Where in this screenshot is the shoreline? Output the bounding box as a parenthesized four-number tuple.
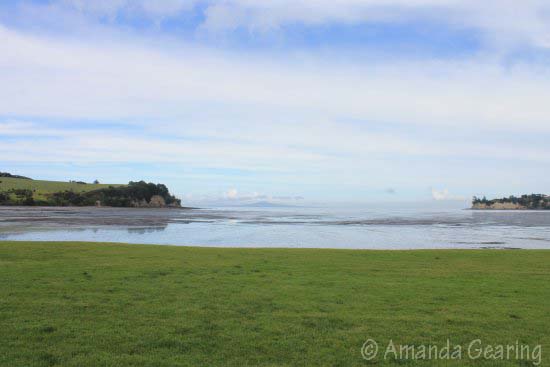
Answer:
(0, 240, 538, 251)
(470, 207, 550, 211)
(0, 205, 200, 210)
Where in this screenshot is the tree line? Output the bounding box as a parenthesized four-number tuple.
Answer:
(0, 181, 181, 207)
(472, 194, 549, 209)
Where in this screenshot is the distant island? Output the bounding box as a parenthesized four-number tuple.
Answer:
(472, 194, 550, 210)
(0, 172, 181, 208)
(241, 201, 296, 208)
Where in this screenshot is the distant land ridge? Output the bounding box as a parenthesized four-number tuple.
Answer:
(0, 172, 32, 180)
(472, 194, 549, 210)
(0, 173, 181, 208)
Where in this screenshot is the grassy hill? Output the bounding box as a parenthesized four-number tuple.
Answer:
(0, 177, 124, 201)
(0, 177, 180, 207)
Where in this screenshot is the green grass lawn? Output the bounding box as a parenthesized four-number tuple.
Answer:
(0, 242, 548, 366)
(0, 177, 123, 200)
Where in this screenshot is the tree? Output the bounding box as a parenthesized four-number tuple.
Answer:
(93, 179, 100, 184)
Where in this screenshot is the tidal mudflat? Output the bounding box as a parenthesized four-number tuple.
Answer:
(2, 206, 550, 249)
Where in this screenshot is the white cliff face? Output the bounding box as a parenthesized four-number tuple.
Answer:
(94, 196, 182, 208)
(148, 195, 166, 208)
(472, 202, 525, 210)
(130, 195, 166, 208)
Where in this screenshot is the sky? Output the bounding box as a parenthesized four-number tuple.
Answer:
(1, 0, 550, 206)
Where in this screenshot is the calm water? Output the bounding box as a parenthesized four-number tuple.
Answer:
(1, 206, 550, 249)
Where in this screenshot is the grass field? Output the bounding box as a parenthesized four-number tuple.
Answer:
(0, 177, 123, 200)
(0, 242, 548, 366)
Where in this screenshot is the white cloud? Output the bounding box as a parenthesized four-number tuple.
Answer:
(195, 188, 297, 205)
(431, 188, 464, 201)
(2, 15, 550, 200)
(58, 0, 198, 20)
(201, 0, 448, 31)
(224, 188, 238, 199)
(30, 0, 550, 50)
(1, 22, 549, 194)
(198, 0, 550, 49)
(2, 24, 550, 133)
(0, 120, 72, 136)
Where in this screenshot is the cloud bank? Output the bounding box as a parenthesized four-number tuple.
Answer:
(2, 1, 550, 201)
(39, 0, 550, 50)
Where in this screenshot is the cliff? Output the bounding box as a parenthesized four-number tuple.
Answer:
(472, 194, 549, 210)
(128, 195, 181, 208)
(472, 202, 526, 210)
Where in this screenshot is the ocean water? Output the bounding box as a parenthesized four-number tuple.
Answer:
(1, 205, 550, 249)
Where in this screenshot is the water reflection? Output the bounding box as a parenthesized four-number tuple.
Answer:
(127, 226, 167, 234)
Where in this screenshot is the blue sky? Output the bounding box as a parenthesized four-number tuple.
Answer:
(1, 0, 550, 205)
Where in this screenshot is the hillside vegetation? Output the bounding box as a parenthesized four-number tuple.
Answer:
(472, 194, 550, 210)
(0, 176, 181, 207)
(0, 177, 121, 200)
(0, 242, 548, 366)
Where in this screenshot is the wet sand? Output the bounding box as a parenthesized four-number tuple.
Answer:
(0, 206, 207, 232)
